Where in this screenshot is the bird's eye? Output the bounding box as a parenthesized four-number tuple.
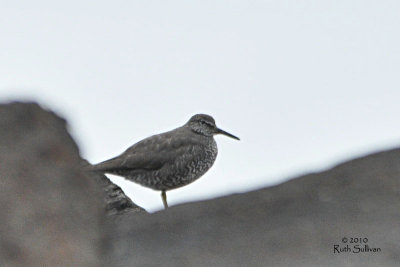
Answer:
(200, 120, 213, 127)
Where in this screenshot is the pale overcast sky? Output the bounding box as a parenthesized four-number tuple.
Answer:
(1, 1, 400, 211)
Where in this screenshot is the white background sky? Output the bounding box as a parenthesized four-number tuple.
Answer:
(1, 1, 400, 212)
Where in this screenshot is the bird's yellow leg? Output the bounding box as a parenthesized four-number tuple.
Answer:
(161, 190, 168, 209)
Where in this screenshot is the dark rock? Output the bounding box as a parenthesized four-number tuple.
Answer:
(106, 149, 400, 266)
(80, 158, 145, 215)
(94, 171, 145, 215)
(0, 102, 104, 266)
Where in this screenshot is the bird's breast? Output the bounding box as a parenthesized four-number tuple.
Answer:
(162, 138, 218, 188)
(191, 139, 217, 174)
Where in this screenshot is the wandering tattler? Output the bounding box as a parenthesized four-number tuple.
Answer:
(89, 114, 239, 209)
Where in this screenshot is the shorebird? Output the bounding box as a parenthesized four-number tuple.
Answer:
(89, 114, 239, 209)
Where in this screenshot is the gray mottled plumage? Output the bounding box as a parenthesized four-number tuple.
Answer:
(89, 114, 239, 208)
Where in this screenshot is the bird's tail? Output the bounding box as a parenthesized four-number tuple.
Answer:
(83, 157, 123, 173)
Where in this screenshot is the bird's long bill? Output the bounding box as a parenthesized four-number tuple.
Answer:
(216, 127, 240, 140)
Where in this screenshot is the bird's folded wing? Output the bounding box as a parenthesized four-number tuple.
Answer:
(118, 144, 203, 171)
(90, 134, 203, 172)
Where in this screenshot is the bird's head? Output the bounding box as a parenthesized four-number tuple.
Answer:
(187, 114, 240, 140)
